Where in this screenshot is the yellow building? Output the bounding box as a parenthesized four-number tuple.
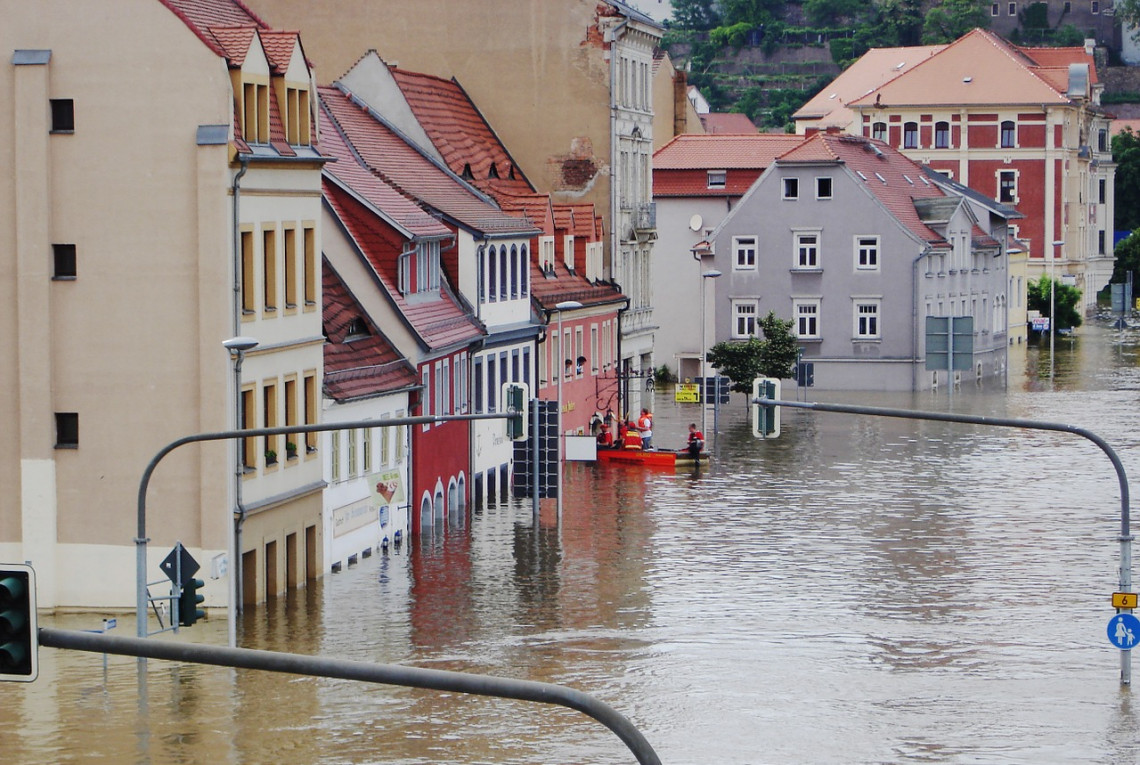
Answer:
(0, 0, 325, 611)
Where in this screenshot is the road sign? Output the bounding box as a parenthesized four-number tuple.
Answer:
(1113, 592, 1138, 609)
(1108, 613, 1140, 649)
(161, 543, 200, 588)
(675, 383, 700, 403)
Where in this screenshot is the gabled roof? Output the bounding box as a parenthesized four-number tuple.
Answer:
(319, 85, 538, 239)
(387, 67, 535, 197)
(848, 28, 1094, 109)
(323, 259, 418, 403)
(529, 260, 627, 312)
(699, 113, 759, 134)
(794, 44, 943, 125)
(655, 134, 807, 169)
(497, 191, 555, 235)
(324, 180, 485, 353)
(159, 0, 268, 57)
(776, 132, 950, 245)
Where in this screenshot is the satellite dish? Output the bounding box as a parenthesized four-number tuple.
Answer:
(689, 214, 703, 232)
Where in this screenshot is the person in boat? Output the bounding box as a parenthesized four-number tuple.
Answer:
(686, 423, 705, 464)
(637, 408, 654, 450)
(622, 420, 643, 449)
(596, 422, 613, 448)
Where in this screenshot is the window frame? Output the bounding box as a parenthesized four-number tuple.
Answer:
(793, 230, 821, 271)
(934, 121, 950, 149)
(733, 235, 758, 270)
(855, 235, 880, 271)
(998, 169, 1017, 204)
(732, 299, 759, 338)
(782, 177, 799, 200)
(707, 169, 727, 189)
(815, 176, 833, 200)
(793, 299, 821, 340)
(903, 122, 919, 149)
(854, 299, 882, 340)
(1000, 120, 1016, 149)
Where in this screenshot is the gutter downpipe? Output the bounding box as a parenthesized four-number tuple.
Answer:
(231, 156, 249, 646)
(912, 245, 931, 392)
(609, 19, 627, 414)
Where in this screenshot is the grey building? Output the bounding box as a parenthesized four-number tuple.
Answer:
(705, 132, 1021, 392)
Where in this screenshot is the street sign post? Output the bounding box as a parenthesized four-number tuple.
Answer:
(1109, 613, 1140, 650)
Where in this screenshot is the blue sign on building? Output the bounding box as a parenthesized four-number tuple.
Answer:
(1107, 613, 1140, 650)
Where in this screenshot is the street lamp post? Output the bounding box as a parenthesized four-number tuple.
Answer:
(700, 269, 721, 439)
(554, 301, 582, 515)
(1051, 241, 1063, 380)
(222, 336, 258, 648)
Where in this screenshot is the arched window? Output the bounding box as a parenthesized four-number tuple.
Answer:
(872, 122, 887, 142)
(934, 121, 950, 149)
(903, 122, 918, 149)
(520, 245, 529, 296)
(1000, 120, 1016, 148)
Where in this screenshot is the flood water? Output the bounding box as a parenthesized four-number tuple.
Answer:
(8, 324, 1140, 764)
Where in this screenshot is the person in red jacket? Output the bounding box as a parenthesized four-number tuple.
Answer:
(686, 423, 705, 464)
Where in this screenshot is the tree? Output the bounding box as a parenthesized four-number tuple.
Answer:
(706, 311, 799, 393)
(1113, 128, 1140, 232)
(1111, 232, 1140, 286)
(1117, 0, 1140, 38)
(1027, 276, 1082, 332)
(804, 0, 869, 26)
(670, 0, 721, 30)
(921, 0, 990, 44)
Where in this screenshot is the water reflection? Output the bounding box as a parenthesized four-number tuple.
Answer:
(8, 325, 1140, 763)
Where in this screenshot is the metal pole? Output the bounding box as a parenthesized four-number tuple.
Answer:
(700, 272, 707, 438)
(755, 396, 1133, 684)
(1050, 248, 1056, 379)
(40, 627, 663, 765)
(531, 396, 539, 517)
(229, 348, 244, 647)
(557, 309, 564, 516)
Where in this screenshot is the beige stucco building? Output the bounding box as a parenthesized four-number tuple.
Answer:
(1, 0, 325, 611)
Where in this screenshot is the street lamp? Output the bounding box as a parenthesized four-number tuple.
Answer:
(222, 335, 258, 648)
(1051, 241, 1063, 380)
(554, 301, 582, 515)
(700, 269, 721, 439)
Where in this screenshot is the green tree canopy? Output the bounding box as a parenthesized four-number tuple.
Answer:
(1113, 128, 1140, 232)
(921, 0, 990, 44)
(1111, 232, 1140, 285)
(1027, 275, 1082, 332)
(670, 0, 721, 30)
(706, 311, 799, 393)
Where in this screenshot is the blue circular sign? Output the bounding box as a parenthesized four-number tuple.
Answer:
(1108, 613, 1140, 650)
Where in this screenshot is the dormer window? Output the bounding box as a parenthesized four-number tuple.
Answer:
(488, 163, 500, 179)
(242, 80, 270, 144)
(707, 170, 727, 189)
(461, 163, 474, 180)
(345, 317, 370, 342)
(399, 240, 442, 297)
(284, 85, 311, 146)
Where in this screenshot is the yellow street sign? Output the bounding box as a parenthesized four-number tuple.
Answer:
(675, 383, 700, 404)
(1112, 592, 1138, 609)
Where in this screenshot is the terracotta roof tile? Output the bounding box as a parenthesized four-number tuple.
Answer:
(654, 134, 807, 169)
(699, 112, 758, 134)
(159, 0, 267, 58)
(778, 133, 948, 245)
(323, 259, 418, 402)
(389, 67, 535, 197)
(258, 30, 301, 73)
(206, 26, 257, 65)
(324, 180, 484, 352)
(319, 85, 536, 237)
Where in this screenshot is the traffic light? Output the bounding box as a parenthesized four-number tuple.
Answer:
(502, 382, 529, 441)
(0, 564, 38, 682)
(752, 377, 781, 438)
(178, 578, 205, 627)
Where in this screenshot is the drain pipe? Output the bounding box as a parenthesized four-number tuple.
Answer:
(911, 246, 931, 391)
(230, 157, 250, 646)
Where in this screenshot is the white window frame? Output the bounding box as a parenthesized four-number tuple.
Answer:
(903, 122, 918, 149)
(853, 299, 881, 340)
(782, 177, 799, 200)
(855, 235, 880, 271)
(707, 169, 727, 189)
(793, 298, 821, 340)
(997, 169, 1018, 204)
(793, 230, 821, 271)
(732, 299, 759, 338)
(872, 122, 887, 142)
(815, 176, 833, 200)
(734, 235, 757, 270)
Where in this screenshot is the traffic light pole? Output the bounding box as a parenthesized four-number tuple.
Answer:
(38, 626, 662, 765)
(135, 412, 521, 642)
(754, 396, 1134, 685)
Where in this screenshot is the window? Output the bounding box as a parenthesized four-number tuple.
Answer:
(523, 347, 531, 386)
(55, 412, 78, 448)
(794, 300, 820, 339)
(487, 358, 497, 412)
(263, 228, 277, 313)
(283, 227, 297, 309)
(1099, 129, 1108, 153)
(499, 246, 508, 299)
(998, 170, 1017, 204)
(872, 122, 887, 142)
(50, 99, 74, 132)
(1008, 2, 1016, 14)
(511, 245, 520, 298)
(53, 244, 76, 279)
(263, 382, 278, 464)
(303, 226, 317, 307)
(575, 327, 584, 377)
(1063, 1, 1070, 10)
(591, 326, 599, 373)
(242, 386, 256, 468)
(395, 410, 406, 462)
(707, 170, 726, 189)
(1092, 1, 1099, 13)
(934, 121, 949, 149)
(782, 177, 799, 200)
(284, 86, 311, 146)
(284, 377, 297, 458)
(242, 81, 269, 144)
(991, 2, 999, 14)
(855, 301, 881, 339)
(1100, 178, 1107, 204)
(241, 230, 255, 314)
(304, 372, 317, 453)
(474, 356, 484, 413)
(855, 236, 879, 270)
(487, 245, 497, 301)
(733, 300, 758, 338)
(903, 122, 918, 149)
(520, 244, 530, 296)
(1000, 120, 1016, 148)
(794, 232, 820, 270)
(330, 431, 341, 482)
(1099, 230, 1106, 255)
(816, 177, 833, 200)
(380, 419, 392, 466)
(362, 427, 372, 472)
(347, 429, 358, 478)
(734, 236, 757, 270)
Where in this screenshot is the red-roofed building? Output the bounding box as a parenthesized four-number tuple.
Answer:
(322, 259, 418, 566)
(1, 0, 328, 611)
(796, 28, 1114, 315)
(652, 133, 807, 382)
(706, 132, 1021, 391)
